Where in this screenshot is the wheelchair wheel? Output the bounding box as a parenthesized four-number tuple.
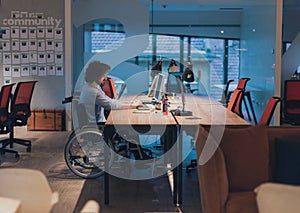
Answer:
(64, 128, 114, 179)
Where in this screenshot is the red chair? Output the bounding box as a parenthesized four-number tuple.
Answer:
(283, 80, 300, 124)
(227, 88, 244, 118)
(0, 83, 18, 157)
(101, 77, 118, 99)
(237, 77, 251, 89)
(101, 77, 118, 120)
(220, 79, 234, 106)
(259, 97, 281, 125)
(231, 77, 257, 123)
(5, 81, 37, 152)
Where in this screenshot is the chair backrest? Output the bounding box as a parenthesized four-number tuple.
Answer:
(0, 83, 15, 123)
(221, 79, 234, 106)
(11, 81, 37, 120)
(0, 168, 58, 213)
(72, 99, 90, 129)
(101, 77, 118, 99)
(237, 78, 251, 90)
(259, 97, 281, 125)
(284, 80, 300, 115)
(227, 89, 244, 118)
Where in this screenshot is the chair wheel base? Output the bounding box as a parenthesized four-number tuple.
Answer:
(186, 159, 197, 174)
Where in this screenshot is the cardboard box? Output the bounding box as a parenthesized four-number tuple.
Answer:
(27, 109, 65, 131)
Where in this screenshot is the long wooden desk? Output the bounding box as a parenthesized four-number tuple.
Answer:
(104, 94, 250, 206)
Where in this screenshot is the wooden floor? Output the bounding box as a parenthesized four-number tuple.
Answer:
(0, 127, 201, 213)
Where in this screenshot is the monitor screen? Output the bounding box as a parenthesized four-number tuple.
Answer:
(147, 75, 158, 97)
(153, 73, 164, 102)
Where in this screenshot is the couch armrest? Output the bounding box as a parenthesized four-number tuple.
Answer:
(196, 127, 229, 213)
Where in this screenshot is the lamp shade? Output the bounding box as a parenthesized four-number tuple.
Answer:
(150, 59, 162, 79)
(168, 59, 178, 72)
(182, 61, 194, 82)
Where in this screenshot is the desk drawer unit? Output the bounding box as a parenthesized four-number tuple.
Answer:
(27, 109, 65, 131)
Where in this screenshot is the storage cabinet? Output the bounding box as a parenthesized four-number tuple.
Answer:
(27, 109, 65, 131)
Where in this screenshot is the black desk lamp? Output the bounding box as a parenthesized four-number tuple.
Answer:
(175, 61, 194, 116)
(150, 58, 162, 80)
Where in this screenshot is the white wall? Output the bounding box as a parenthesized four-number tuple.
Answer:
(0, 0, 65, 109)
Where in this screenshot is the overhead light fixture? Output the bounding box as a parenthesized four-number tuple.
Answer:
(219, 7, 243, 11)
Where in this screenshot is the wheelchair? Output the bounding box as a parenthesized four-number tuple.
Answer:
(62, 97, 118, 179)
(62, 97, 151, 179)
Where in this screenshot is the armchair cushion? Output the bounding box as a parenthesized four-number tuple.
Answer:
(220, 125, 270, 192)
(255, 183, 300, 213)
(274, 138, 300, 185)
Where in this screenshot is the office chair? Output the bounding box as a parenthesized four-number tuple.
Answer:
(101, 77, 119, 120)
(0, 83, 19, 158)
(227, 78, 254, 120)
(259, 96, 281, 125)
(101, 77, 153, 159)
(101, 77, 118, 99)
(283, 80, 300, 124)
(237, 77, 258, 123)
(4, 81, 37, 152)
(237, 77, 251, 89)
(220, 79, 234, 106)
(227, 88, 244, 118)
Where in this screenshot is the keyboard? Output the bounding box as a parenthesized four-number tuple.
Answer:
(141, 99, 153, 104)
(138, 103, 154, 110)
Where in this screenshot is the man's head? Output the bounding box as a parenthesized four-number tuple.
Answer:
(85, 61, 111, 84)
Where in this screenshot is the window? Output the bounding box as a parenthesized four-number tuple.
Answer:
(90, 31, 240, 100)
(91, 31, 125, 53)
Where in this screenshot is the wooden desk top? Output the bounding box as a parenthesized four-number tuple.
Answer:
(106, 109, 177, 126)
(105, 95, 176, 126)
(174, 95, 250, 126)
(105, 95, 249, 127)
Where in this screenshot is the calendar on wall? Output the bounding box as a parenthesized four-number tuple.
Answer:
(0, 10, 64, 84)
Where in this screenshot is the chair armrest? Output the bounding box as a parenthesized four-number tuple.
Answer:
(196, 127, 229, 213)
(80, 200, 100, 213)
(51, 192, 59, 206)
(0, 197, 21, 213)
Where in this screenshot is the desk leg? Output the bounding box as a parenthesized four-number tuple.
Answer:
(103, 126, 111, 205)
(104, 172, 109, 204)
(171, 125, 182, 206)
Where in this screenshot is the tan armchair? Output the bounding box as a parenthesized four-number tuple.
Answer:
(0, 168, 100, 213)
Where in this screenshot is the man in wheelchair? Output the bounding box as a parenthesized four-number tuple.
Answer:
(79, 61, 152, 160)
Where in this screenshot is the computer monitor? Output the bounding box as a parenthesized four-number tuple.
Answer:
(147, 75, 158, 97)
(153, 73, 164, 102)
